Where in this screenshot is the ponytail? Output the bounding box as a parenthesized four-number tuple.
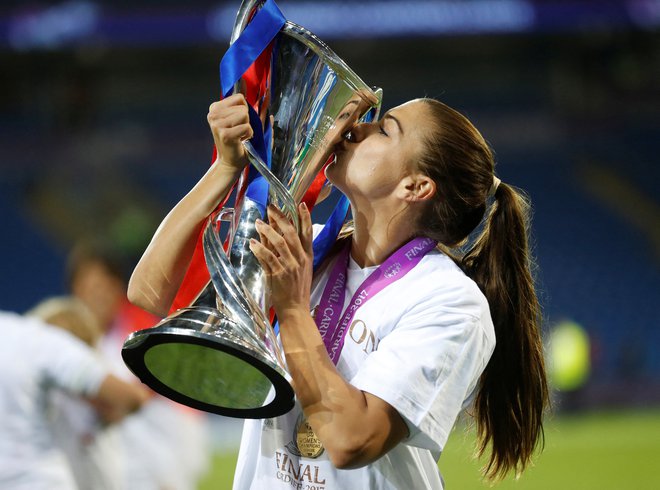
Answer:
(461, 183, 549, 479)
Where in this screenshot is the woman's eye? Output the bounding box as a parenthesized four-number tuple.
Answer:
(379, 126, 388, 137)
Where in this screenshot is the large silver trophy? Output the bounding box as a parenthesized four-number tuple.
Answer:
(122, 0, 382, 418)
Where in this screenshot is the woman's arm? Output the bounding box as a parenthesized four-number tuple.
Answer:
(249, 205, 409, 469)
(89, 374, 150, 424)
(278, 309, 409, 469)
(127, 94, 254, 316)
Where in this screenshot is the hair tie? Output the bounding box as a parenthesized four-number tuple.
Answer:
(488, 176, 501, 197)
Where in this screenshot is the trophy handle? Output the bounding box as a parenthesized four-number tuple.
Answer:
(364, 87, 384, 122)
(214, 207, 236, 250)
(243, 140, 300, 231)
(205, 216, 271, 332)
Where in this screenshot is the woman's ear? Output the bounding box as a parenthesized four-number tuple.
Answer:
(398, 174, 436, 202)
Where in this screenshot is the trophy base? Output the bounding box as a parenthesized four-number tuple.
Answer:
(121, 307, 295, 419)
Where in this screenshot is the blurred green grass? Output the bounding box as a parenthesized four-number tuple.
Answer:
(199, 409, 660, 489)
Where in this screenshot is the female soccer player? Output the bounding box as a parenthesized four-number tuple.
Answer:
(128, 94, 549, 489)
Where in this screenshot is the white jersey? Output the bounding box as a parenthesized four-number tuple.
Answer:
(49, 386, 123, 490)
(233, 235, 496, 489)
(0, 311, 108, 490)
(100, 318, 211, 490)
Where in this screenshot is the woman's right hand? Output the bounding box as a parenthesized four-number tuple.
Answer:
(207, 93, 254, 173)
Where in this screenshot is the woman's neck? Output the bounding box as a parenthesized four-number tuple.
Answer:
(349, 204, 416, 268)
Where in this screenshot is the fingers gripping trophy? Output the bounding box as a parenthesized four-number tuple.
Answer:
(121, 0, 383, 418)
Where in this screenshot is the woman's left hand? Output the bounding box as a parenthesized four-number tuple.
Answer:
(249, 202, 314, 316)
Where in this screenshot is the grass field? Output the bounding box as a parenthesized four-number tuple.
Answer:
(198, 409, 660, 489)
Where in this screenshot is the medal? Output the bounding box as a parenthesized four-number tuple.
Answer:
(295, 417, 324, 458)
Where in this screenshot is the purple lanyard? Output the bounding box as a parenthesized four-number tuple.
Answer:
(314, 237, 438, 364)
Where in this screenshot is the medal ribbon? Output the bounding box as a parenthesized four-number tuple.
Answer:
(314, 237, 438, 364)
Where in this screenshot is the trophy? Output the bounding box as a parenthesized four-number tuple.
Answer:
(121, 0, 382, 418)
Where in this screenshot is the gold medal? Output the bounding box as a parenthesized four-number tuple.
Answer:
(296, 417, 324, 458)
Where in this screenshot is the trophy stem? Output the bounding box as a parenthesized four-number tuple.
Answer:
(243, 140, 299, 229)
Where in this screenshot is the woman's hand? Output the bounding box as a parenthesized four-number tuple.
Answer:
(207, 93, 253, 173)
(249, 203, 314, 316)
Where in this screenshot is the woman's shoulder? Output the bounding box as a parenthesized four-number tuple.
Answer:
(406, 250, 492, 323)
(419, 250, 484, 294)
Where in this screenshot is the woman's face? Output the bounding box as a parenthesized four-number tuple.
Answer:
(71, 259, 125, 331)
(326, 99, 431, 202)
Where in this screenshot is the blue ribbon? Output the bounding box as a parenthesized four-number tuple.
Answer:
(220, 0, 286, 98)
(244, 105, 271, 213)
(312, 191, 350, 270)
(219, 0, 286, 215)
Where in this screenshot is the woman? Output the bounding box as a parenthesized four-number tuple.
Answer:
(0, 308, 147, 490)
(128, 94, 549, 489)
(29, 296, 124, 490)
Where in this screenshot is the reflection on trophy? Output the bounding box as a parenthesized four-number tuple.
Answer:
(121, 0, 382, 418)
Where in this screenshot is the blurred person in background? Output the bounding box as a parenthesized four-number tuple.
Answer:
(66, 241, 210, 490)
(0, 309, 147, 490)
(128, 94, 549, 488)
(27, 296, 127, 490)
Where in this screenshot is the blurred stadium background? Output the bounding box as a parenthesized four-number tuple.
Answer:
(1, 0, 659, 488)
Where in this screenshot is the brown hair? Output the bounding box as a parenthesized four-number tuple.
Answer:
(66, 240, 128, 290)
(416, 99, 549, 479)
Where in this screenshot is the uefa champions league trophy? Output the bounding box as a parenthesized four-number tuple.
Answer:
(121, 0, 382, 418)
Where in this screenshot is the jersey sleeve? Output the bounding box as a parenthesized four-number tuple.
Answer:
(38, 322, 110, 398)
(349, 280, 495, 456)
